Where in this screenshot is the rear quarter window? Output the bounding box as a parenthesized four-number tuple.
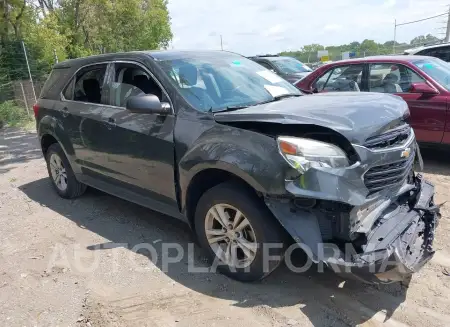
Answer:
(40, 68, 72, 99)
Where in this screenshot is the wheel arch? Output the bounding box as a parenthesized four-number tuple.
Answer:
(183, 166, 262, 231)
(38, 115, 79, 173)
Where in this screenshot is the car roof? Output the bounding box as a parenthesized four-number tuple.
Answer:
(318, 55, 435, 68)
(53, 50, 244, 69)
(250, 55, 294, 61)
(404, 42, 449, 54)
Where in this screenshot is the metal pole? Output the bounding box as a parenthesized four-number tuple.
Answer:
(21, 41, 37, 102)
(19, 82, 30, 115)
(220, 35, 223, 50)
(445, 6, 450, 42)
(393, 19, 397, 54)
(53, 48, 59, 64)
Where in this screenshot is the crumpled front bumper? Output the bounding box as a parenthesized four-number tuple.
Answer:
(331, 175, 439, 283)
(266, 175, 440, 284)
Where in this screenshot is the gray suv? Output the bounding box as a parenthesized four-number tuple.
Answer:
(35, 50, 439, 283)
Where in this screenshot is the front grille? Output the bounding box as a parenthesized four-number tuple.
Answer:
(364, 125, 411, 150)
(364, 151, 415, 194)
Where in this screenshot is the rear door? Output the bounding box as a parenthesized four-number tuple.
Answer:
(312, 64, 366, 92)
(367, 62, 446, 143)
(60, 63, 111, 175)
(91, 60, 178, 211)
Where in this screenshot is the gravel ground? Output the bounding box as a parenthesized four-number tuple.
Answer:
(0, 127, 450, 327)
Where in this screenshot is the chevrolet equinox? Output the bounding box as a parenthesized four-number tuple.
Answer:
(34, 50, 440, 283)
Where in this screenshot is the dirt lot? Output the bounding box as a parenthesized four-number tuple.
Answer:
(1, 127, 450, 327)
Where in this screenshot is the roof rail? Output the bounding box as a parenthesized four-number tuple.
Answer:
(252, 54, 280, 57)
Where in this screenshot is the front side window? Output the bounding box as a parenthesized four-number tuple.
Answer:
(72, 64, 107, 104)
(413, 58, 450, 91)
(270, 57, 312, 74)
(156, 54, 301, 112)
(314, 64, 364, 92)
(106, 63, 164, 107)
(369, 63, 425, 93)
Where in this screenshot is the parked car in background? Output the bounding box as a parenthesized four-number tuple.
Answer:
(34, 50, 439, 284)
(310, 61, 333, 70)
(296, 55, 450, 146)
(404, 43, 450, 62)
(249, 55, 312, 83)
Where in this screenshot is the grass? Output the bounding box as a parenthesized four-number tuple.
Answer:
(0, 101, 35, 131)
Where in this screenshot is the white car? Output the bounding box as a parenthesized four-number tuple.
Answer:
(404, 43, 450, 62)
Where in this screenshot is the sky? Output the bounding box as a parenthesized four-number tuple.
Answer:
(167, 0, 449, 56)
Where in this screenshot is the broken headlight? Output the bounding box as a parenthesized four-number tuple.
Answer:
(277, 136, 349, 173)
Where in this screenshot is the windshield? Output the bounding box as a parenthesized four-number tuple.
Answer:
(270, 57, 313, 74)
(157, 54, 301, 112)
(413, 58, 450, 91)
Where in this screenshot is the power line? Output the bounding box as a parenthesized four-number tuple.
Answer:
(396, 12, 449, 26)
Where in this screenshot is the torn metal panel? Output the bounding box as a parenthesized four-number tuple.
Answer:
(266, 175, 439, 283)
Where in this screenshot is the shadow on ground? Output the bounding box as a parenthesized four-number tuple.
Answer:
(0, 128, 41, 172)
(20, 178, 408, 327)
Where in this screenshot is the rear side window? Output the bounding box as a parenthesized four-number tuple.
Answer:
(64, 64, 107, 104)
(257, 61, 275, 71)
(40, 68, 71, 99)
(417, 46, 450, 62)
(314, 64, 364, 92)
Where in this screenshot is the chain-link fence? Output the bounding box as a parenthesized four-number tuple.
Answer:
(0, 40, 55, 125)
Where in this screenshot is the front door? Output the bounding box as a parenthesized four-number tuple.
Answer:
(91, 61, 178, 211)
(368, 63, 446, 143)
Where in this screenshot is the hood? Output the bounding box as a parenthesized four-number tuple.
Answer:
(214, 92, 409, 145)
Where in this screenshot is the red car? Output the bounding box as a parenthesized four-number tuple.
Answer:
(296, 55, 450, 145)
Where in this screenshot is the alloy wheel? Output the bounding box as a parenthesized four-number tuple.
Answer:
(49, 153, 68, 191)
(205, 203, 257, 268)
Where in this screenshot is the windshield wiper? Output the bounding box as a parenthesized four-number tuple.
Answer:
(225, 105, 249, 110)
(214, 93, 301, 113)
(273, 93, 302, 100)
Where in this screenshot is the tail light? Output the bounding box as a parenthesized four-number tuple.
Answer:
(32, 103, 39, 118)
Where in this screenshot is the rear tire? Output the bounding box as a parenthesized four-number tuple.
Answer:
(194, 181, 286, 282)
(45, 143, 86, 199)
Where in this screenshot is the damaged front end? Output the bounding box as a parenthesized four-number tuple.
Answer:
(265, 129, 440, 284)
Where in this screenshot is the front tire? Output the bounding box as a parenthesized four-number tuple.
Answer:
(45, 143, 86, 199)
(194, 181, 286, 282)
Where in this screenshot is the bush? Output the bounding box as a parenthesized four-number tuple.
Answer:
(0, 101, 32, 128)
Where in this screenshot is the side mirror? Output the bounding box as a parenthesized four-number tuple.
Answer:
(409, 82, 438, 95)
(125, 95, 171, 115)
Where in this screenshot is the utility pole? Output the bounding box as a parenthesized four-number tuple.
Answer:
(393, 19, 397, 54)
(220, 35, 223, 51)
(22, 41, 37, 102)
(445, 5, 450, 42)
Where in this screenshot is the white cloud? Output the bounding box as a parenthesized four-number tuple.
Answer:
(263, 24, 285, 36)
(168, 0, 448, 55)
(383, 0, 397, 7)
(323, 24, 343, 31)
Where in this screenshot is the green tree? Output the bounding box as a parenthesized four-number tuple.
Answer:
(410, 34, 440, 45)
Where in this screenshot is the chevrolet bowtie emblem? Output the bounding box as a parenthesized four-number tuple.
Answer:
(401, 148, 411, 158)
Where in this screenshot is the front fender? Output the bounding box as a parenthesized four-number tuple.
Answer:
(178, 124, 290, 211)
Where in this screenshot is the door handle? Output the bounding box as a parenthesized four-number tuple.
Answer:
(61, 107, 69, 118)
(106, 117, 116, 129)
